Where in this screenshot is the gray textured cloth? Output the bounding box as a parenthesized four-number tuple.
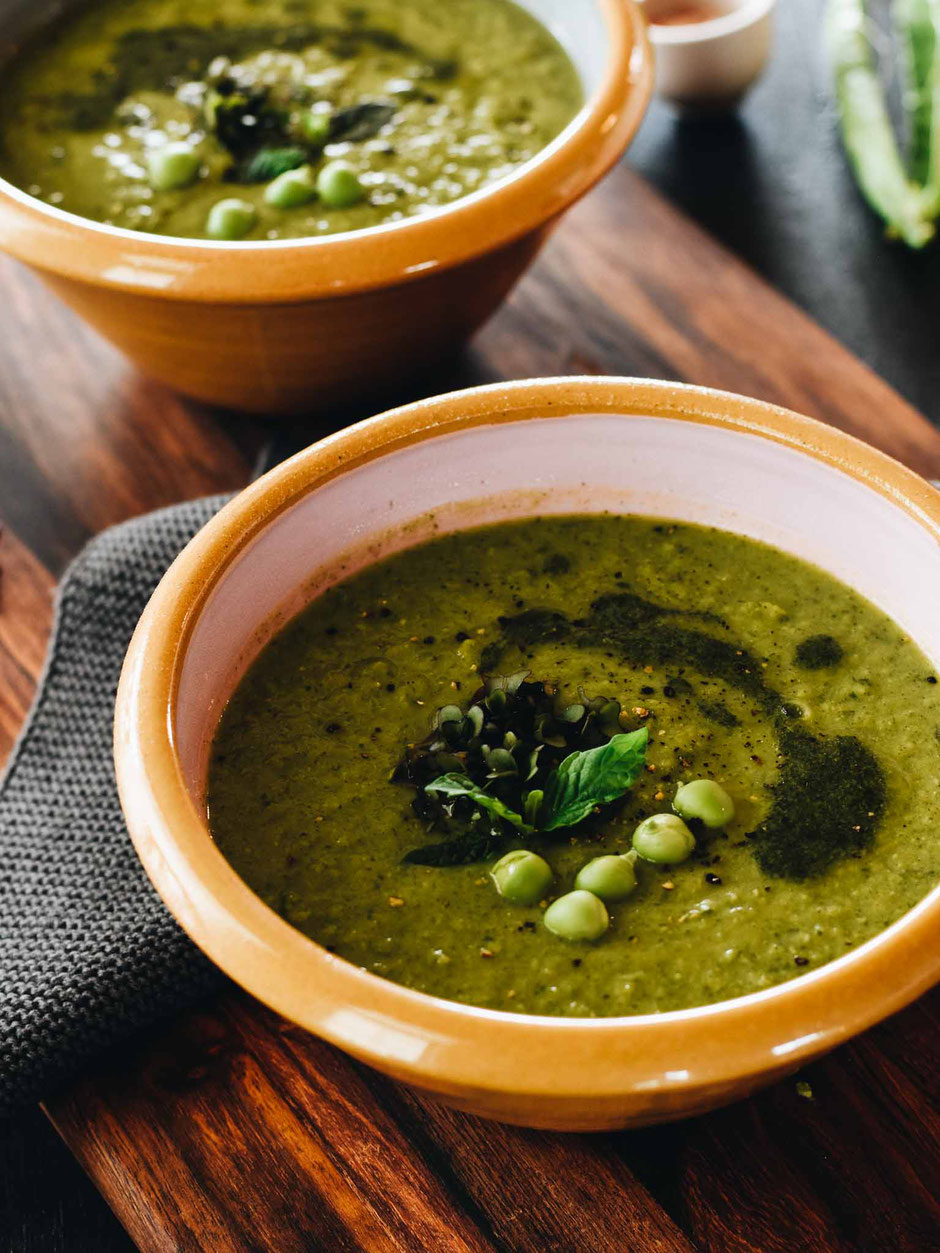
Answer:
(0, 497, 232, 1117)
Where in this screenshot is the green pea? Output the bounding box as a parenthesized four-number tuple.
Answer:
(544, 890, 609, 942)
(206, 198, 257, 241)
(147, 142, 200, 191)
(674, 779, 735, 829)
(264, 164, 316, 209)
(302, 110, 331, 146)
(317, 161, 365, 209)
(632, 813, 695, 865)
(574, 853, 637, 903)
(490, 850, 553, 906)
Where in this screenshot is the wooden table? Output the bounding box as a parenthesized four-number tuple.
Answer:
(2, 162, 939, 1252)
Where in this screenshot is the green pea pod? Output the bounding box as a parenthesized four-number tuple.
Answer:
(826, 0, 934, 246)
(911, 0, 940, 216)
(894, 0, 936, 184)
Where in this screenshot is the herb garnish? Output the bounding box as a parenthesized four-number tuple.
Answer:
(794, 634, 844, 669)
(395, 674, 649, 866)
(751, 729, 886, 879)
(327, 101, 397, 142)
(541, 734, 650, 831)
(234, 145, 308, 183)
(51, 22, 450, 131)
(209, 78, 397, 181)
(480, 590, 779, 713)
(448, 582, 888, 882)
(212, 88, 290, 160)
(425, 774, 537, 834)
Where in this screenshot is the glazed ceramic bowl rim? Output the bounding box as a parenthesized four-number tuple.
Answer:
(0, 0, 652, 302)
(115, 377, 940, 1103)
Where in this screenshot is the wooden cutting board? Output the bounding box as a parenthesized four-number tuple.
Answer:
(1, 163, 939, 1253)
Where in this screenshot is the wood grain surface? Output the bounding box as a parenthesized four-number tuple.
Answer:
(1, 162, 939, 1252)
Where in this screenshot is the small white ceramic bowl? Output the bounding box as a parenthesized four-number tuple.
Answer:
(642, 0, 775, 110)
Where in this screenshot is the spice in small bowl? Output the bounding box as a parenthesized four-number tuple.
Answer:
(641, 0, 776, 111)
(649, 2, 725, 26)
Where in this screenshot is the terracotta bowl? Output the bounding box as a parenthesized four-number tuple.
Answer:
(0, 0, 651, 415)
(114, 377, 940, 1131)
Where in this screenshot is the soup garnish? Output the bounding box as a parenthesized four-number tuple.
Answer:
(394, 674, 649, 865)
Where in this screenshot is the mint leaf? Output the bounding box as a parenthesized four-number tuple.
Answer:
(238, 146, 307, 183)
(542, 728, 649, 832)
(402, 829, 508, 867)
(328, 101, 397, 142)
(425, 774, 536, 834)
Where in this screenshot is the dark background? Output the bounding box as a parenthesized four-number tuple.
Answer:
(4, 0, 940, 1248)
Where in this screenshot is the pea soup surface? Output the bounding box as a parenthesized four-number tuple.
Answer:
(0, 0, 581, 239)
(208, 517, 940, 1017)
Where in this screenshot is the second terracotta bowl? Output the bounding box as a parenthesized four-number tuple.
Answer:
(114, 377, 940, 1131)
(0, 0, 652, 414)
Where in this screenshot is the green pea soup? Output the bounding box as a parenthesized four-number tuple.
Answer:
(0, 0, 581, 239)
(207, 515, 940, 1017)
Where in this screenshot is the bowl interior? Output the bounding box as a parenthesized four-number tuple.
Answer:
(0, 0, 610, 92)
(519, 0, 608, 89)
(176, 410, 940, 801)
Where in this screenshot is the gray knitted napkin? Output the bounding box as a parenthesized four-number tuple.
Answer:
(0, 497, 232, 1117)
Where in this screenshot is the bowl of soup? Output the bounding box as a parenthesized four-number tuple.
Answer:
(114, 377, 940, 1130)
(0, 0, 651, 413)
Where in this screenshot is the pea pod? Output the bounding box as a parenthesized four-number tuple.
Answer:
(905, 0, 940, 216)
(826, 0, 934, 246)
(895, 0, 937, 184)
